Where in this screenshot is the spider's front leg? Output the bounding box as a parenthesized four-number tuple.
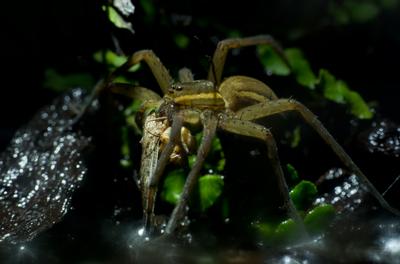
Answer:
(218, 115, 308, 238)
(108, 50, 173, 94)
(165, 110, 218, 234)
(208, 35, 288, 85)
(236, 99, 400, 216)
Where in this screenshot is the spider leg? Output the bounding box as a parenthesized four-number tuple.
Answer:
(165, 110, 218, 234)
(108, 83, 162, 101)
(236, 99, 400, 215)
(107, 50, 173, 95)
(218, 116, 308, 238)
(143, 114, 184, 230)
(218, 75, 278, 112)
(208, 35, 288, 85)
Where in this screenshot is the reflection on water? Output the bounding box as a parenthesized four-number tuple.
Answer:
(0, 167, 399, 263)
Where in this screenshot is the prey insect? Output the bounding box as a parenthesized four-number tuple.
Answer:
(92, 35, 399, 236)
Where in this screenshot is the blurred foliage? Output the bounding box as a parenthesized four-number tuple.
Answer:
(161, 169, 186, 205)
(254, 164, 335, 244)
(161, 133, 226, 212)
(329, 0, 398, 25)
(304, 204, 335, 235)
(290, 180, 318, 211)
(258, 46, 373, 119)
(198, 174, 224, 211)
(102, 4, 134, 34)
(43, 69, 95, 92)
(286, 163, 299, 182)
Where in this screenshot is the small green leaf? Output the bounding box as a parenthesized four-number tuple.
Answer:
(198, 174, 224, 211)
(320, 69, 347, 103)
(345, 90, 373, 119)
(43, 69, 95, 92)
(285, 48, 317, 89)
(304, 204, 335, 234)
(290, 126, 301, 148)
(274, 219, 298, 241)
(140, 0, 156, 22)
(257, 46, 291, 76)
(161, 169, 186, 205)
(319, 69, 373, 119)
(221, 198, 229, 219)
(120, 126, 132, 168)
(381, 0, 398, 9)
(188, 155, 197, 169)
(289, 180, 318, 211)
(94, 50, 141, 72)
(104, 5, 134, 33)
(254, 222, 276, 239)
(286, 163, 299, 182)
(174, 33, 190, 49)
(346, 2, 379, 23)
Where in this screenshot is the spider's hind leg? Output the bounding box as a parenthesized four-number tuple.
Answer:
(236, 98, 400, 216)
(219, 116, 309, 239)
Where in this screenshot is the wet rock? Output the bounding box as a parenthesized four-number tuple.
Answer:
(360, 119, 400, 158)
(0, 88, 91, 244)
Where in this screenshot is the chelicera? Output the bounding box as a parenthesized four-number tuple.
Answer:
(93, 35, 398, 236)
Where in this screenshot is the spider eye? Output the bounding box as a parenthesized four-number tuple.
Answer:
(174, 85, 183, 91)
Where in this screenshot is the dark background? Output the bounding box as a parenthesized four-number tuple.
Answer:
(1, 0, 400, 131)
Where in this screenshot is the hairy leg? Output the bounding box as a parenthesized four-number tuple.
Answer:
(208, 35, 288, 85)
(218, 116, 307, 237)
(108, 50, 173, 94)
(165, 110, 218, 234)
(218, 75, 278, 112)
(108, 83, 162, 102)
(236, 99, 400, 215)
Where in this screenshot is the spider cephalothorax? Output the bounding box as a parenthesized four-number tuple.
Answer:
(96, 35, 399, 236)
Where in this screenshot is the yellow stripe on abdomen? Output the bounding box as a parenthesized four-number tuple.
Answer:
(174, 93, 225, 110)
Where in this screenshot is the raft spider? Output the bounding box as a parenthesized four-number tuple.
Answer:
(96, 35, 399, 236)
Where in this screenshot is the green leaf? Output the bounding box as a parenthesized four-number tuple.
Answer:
(257, 46, 291, 76)
(286, 163, 299, 182)
(43, 69, 95, 92)
(381, 0, 398, 9)
(285, 48, 318, 89)
(254, 222, 276, 239)
(319, 69, 373, 119)
(289, 180, 318, 211)
(192, 134, 226, 173)
(140, 0, 156, 22)
(304, 204, 335, 234)
(290, 126, 301, 148)
(94, 50, 141, 72)
(161, 169, 186, 205)
(274, 219, 298, 241)
(346, 2, 379, 23)
(174, 33, 190, 49)
(104, 5, 134, 33)
(345, 90, 373, 119)
(124, 99, 143, 135)
(198, 174, 224, 211)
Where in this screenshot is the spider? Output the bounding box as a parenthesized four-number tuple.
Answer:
(92, 35, 399, 236)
